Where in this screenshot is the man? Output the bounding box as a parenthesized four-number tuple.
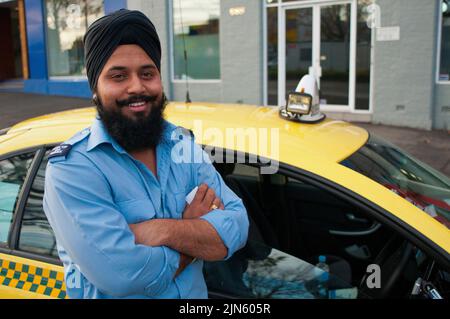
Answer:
(43, 9, 248, 299)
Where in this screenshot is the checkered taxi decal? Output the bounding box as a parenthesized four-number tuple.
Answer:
(0, 258, 67, 298)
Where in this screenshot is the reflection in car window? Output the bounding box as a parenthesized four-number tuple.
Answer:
(341, 135, 450, 228)
(204, 240, 357, 299)
(18, 150, 58, 258)
(0, 152, 35, 245)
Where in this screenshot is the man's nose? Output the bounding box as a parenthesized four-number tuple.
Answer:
(127, 74, 146, 95)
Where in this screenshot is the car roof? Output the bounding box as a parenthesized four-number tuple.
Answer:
(0, 102, 369, 165)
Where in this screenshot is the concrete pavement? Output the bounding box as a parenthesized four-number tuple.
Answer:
(0, 92, 448, 177)
(0, 92, 92, 129)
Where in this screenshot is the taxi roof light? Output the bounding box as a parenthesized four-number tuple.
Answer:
(286, 92, 312, 115)
(280, 74, 326, 124)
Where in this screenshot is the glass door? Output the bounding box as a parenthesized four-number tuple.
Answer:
(279, 1, 356, 111)
(319, 3, 351, 106)
(284, 7, 313, 103)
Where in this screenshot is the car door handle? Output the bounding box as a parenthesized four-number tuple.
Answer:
(346, 213, 369, 224)
(329, 222, 381, 237)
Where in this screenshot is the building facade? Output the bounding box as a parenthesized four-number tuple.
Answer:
(1, 0, 449, 130)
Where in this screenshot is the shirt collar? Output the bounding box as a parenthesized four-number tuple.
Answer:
(86, 115, 177, 153)
(86, 116, 126, 153)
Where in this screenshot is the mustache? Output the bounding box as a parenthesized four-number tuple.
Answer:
(116, 95, 157, 108)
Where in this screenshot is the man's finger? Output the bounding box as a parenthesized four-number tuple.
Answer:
(192, 184, 208, 205)
(202, 188, 216, 209)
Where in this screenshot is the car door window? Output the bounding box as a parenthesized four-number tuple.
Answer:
(0, 152, 35, 245)
(208, 161, 450, 299)
(18, 150, 58, 258)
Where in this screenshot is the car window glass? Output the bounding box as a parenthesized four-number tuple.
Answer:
(232, 164, 260, 180)
(0, 152, 35, 245)
(341, 134, 450, 228)
(18, 150, 58, 258)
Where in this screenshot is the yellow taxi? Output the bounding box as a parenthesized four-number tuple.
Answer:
(0, 97, 449, 299)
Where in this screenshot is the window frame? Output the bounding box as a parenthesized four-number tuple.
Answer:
(168, 0, 222, 83)
(437, 0, 450, 85)
(17, 148, 61, 260)
(0, 147, 40, 250)
(0, 145, 62, 266)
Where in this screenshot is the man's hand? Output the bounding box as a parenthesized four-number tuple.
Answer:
(183, 184, 224, 219)
(174, 253, 194, 278)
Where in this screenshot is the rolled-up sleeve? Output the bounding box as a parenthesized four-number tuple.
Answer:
(193, 146, 249, 260)
(43, 151, 179, 297)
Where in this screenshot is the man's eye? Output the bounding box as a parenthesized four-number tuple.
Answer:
(142, 72, 153, 79)
(111, 74, 126, 80)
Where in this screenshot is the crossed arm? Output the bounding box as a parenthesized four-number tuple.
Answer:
(129, 184, 228, 275)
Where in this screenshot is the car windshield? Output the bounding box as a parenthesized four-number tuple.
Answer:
(341, 134, 450, 228)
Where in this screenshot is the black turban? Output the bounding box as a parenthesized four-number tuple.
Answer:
(83, 9, 161, 91)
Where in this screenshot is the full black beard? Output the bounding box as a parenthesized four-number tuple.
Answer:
(96, 94, 167, 152)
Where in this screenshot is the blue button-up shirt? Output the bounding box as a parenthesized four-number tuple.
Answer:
(43, 117, 249, 299)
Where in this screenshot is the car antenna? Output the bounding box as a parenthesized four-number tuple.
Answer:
(178, 0, 191, 103)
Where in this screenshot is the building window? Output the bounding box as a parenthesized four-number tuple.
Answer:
(45, 0, 104, 77)
(439, 0, 450, 82)
(172, 0, 220, 80)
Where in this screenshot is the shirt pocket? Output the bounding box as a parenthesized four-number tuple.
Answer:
(164, 191, 187, 219)
(116, 199, 156, 224)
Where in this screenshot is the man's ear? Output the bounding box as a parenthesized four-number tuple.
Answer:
(93, 93, 100, 107)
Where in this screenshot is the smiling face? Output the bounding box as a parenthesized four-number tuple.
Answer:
(96, 44, 164, 121)
(94, 44, 166, 152)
